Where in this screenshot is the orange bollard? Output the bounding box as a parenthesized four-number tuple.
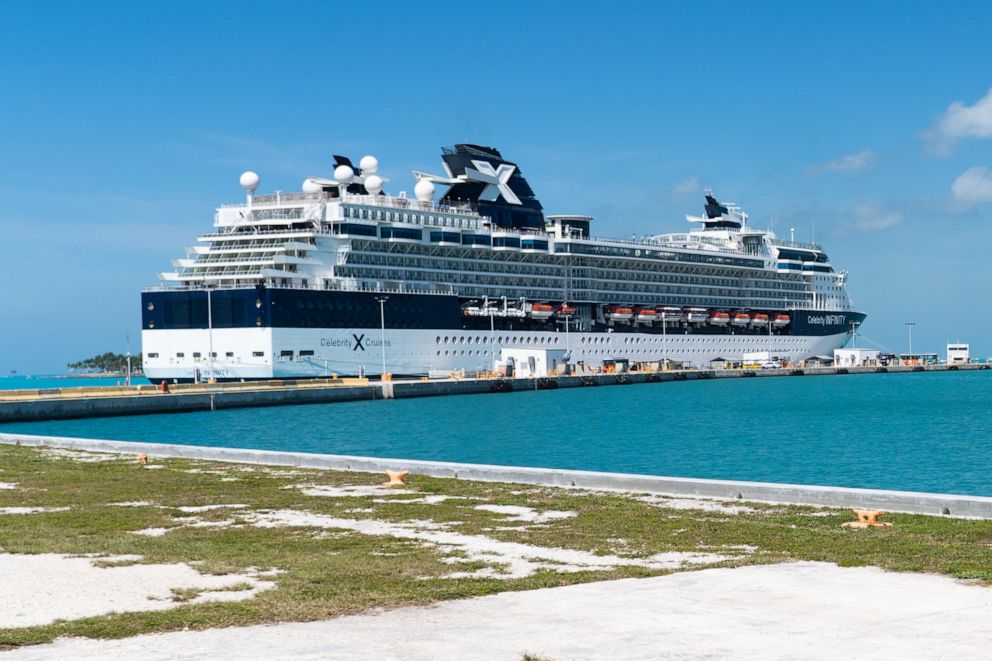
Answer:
(382, 470, 409, 487)
(842, 509, 893, 528)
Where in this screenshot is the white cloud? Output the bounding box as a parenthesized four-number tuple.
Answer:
(670, 176, 701, 196)
(924, 87, 992, 155)
(849, 203, 904, 232)
(818, 149, 875, 174)
(951, 166, 992, 206)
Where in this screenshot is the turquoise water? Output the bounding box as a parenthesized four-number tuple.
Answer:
(0, 375, 130, 390)
(2, 372, 991, 495)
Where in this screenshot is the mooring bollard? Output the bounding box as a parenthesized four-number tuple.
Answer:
(842, 509, 892, 528)
(382, 470, 409, 487)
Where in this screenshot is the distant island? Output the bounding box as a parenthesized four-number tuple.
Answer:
(68, 352, 143, 376)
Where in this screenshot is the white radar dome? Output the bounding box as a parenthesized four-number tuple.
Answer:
(302, 178, 323, 194)
(364, 175, 383, 195)
(334, 165, 355, 185)
(359, 155, 379, 174)
(414, 179, 435, 202)
(239, 171, 260, 192)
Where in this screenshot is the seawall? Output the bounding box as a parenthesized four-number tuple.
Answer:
(2, 432, 991, 518)
(0, 363, 986, 423)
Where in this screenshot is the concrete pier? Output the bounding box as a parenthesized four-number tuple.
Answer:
(0, 363, 986, 423)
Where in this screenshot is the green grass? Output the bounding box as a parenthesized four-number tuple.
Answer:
(1, 443, 991, 649)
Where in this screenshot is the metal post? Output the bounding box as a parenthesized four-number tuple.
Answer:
(376, 296, 388, 378)
(662, 316, 667, 371)
(206, 287, 215, 383)
(564, 305, 570, 352)
(125, 332, 132, 387)
(905, 321, 915, 355)
(489, 307, 496, 372)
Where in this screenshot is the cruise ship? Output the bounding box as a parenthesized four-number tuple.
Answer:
(141, 144, 865, 382)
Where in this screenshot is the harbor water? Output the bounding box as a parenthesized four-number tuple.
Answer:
(1, 371, 990, 496)
(0, 375, 130, 390)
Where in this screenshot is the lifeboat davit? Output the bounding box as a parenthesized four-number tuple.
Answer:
(773, 313, 790, 327)
(709, 311, 731, 325)
(605, 305, 634, 322)
(528, 303, 554, 320)
(732, 312, 750, 327)
(685, 307, 709, 323)
(751, 313, 770, 327)
(636, 308, 658, 322)
(660, 306, 685, 323)
(555, 303, 577, 317)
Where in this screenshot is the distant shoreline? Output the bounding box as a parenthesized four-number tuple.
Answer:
(2, 373, 146, 380)
(60, 372, 144, 380)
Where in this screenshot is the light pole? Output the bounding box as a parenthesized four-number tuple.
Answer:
(662, 315, 667, 371)
(562, 302, 571, 349)
(206, 286, 215, 383)
(905, 321, 915, 355)
(376, 296, 388, 378)
(489, 307, 496, 372)
(125, 332, 132, 387)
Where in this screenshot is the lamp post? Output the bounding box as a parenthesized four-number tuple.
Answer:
(662, 315, 667, 371)
(905, 321, 915, 355)
(376, 296, 388, 378)
(206, 286, 215, 383)
(125, 332, 132, 387)
(489, 306, 496, 371)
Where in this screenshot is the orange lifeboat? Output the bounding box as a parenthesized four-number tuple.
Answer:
(709, 311, 731, 325)
(605, 305, 634, 322)
(636, 308, 658, 322)
(528, 303, 554, 320)
(773, 313, 790, 327)
(732, 312, 750, 327)
(555, 303, 577, 317)
(751, 313, 770, 327)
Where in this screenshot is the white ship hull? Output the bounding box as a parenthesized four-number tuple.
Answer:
(142, 327, 852, 382)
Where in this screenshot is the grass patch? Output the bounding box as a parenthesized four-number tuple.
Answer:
(0, 443, 991, 649)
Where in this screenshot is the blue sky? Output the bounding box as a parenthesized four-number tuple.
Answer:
(1, 1, 991, 373)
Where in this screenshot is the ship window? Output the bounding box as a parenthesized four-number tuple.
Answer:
(280, 350, 293, 357)
(193, 352, 202, 358)
(300, 350, 314, 356)
(253, 351, 265, 357)
(176, 352, 185, 358)
(147, 353, 159, 358)
(226, 352, 234, 358)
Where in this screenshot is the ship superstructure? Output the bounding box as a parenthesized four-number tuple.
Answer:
(141, 145, 865, 381)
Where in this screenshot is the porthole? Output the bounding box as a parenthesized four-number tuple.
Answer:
(436, 336, 441, 344)
(146, 302, 154, 311)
